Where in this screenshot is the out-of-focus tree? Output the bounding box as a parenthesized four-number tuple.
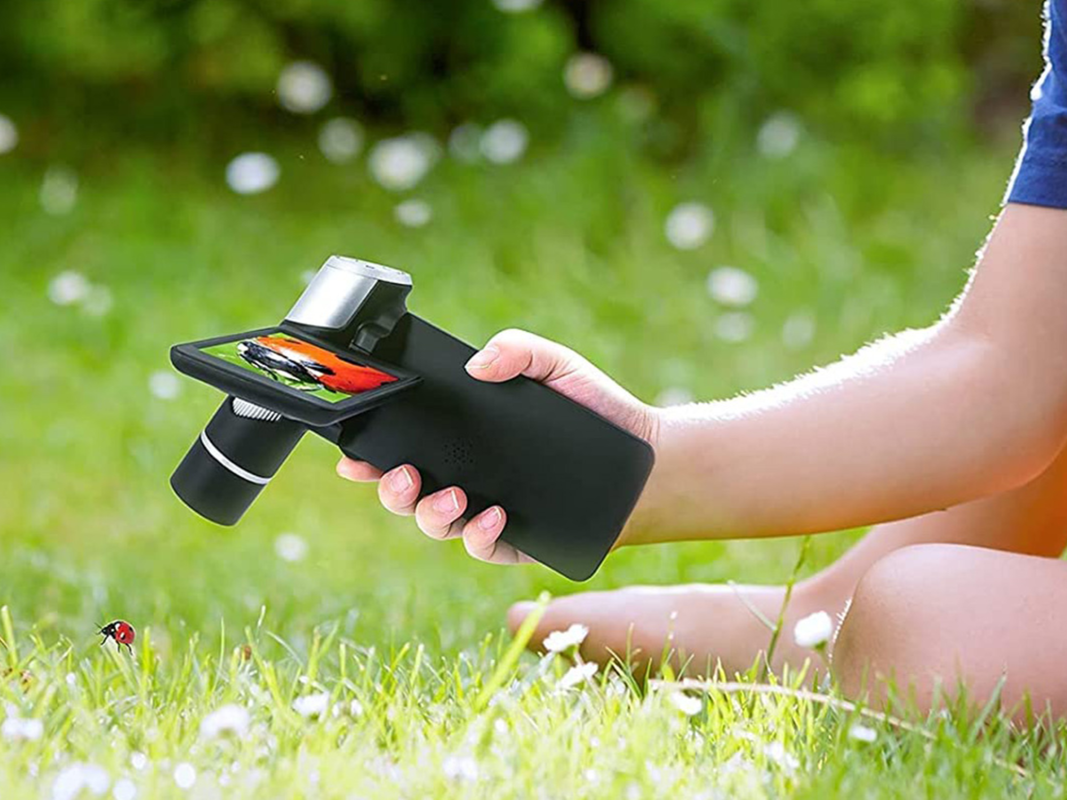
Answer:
(0, 0, 1044, 153)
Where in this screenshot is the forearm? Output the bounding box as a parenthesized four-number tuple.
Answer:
(626, 206, 1067, 545)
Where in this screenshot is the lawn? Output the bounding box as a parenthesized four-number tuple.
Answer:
(1, 127, 1061, 797)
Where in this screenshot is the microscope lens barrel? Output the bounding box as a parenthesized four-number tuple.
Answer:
(170, 397, 306, 525)
(172, 256, 410, 526)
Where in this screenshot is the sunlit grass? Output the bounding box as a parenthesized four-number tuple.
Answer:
(2, 601, 1063, 799)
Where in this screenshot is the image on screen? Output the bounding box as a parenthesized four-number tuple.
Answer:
(200, 333, 398, 403)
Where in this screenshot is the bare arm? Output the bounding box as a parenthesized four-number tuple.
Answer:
(629, 203, 1067, 543)
(340, 203, 1067, 561)
(628, 203, 1067, 543)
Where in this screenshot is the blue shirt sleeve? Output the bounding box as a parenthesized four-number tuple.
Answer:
(1007, 0, 1067, 208)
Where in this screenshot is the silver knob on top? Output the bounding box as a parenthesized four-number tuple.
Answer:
(285, 255, 412, 350)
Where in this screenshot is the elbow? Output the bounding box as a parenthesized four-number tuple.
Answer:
(959, 325, 1067, 492)
(992, 403, 1067, 493)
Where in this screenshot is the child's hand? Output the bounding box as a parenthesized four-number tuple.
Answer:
(336, 329, 659, 565)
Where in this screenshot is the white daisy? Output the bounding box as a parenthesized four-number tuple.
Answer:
(53, 763, 110, 800)
(2, 713, 43, 742)
(764, 741, 800, 773)
(200, 704, 250, 739)
(292, 692, 330, 718)
(558, 661, 598, 689)
(667, 692, 702, 716)
(848, 723, 877, 743)
(442, 754, 480, 782)
(173, 763, 196, 790)
(112, 777, 137, 800)
(542, 623, 588, 653)
(793, 611, 833, 649)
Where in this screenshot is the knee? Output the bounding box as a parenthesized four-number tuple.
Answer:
(832, 544, 962, 702)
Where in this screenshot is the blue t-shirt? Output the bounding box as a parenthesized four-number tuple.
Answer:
(1008, 0, 1067, 207)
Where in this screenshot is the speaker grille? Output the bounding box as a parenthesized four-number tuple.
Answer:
(442, 438, 475, 468)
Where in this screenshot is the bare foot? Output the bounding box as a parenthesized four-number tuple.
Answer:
(507, 582, 846, 677)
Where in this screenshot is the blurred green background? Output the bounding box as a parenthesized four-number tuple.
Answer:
(0, 0, 1046, 656)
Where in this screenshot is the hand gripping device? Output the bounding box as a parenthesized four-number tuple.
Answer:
(170, 256, 654, 580)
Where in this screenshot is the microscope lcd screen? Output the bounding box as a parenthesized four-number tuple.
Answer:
(199, 333, 400, 403)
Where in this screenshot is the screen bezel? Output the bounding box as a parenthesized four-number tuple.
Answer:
(171, 326, 420, 427)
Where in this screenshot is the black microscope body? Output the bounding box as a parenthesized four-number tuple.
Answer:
(170, 257, 654, 581)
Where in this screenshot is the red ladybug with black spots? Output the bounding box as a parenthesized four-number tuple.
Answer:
(98, 620, 135, 654)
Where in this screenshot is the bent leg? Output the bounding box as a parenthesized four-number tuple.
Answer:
(508, 439, 1067, 676)
(509, 438, 1067, 676)
(833, 544, 1067, 719)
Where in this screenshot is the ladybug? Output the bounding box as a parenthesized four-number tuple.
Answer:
(98, 620, 135, 654)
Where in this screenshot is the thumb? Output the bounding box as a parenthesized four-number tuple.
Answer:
(464, 329, 581, 385)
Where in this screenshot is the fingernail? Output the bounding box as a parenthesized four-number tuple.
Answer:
(387, 467, 413, 494)
(434, 488, 460, 514)
(465, 345, 499, 371)
(478, 506, 503, 531)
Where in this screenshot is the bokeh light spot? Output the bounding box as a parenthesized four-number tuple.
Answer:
(714, 312, 754, 343)
(277, 61, 333, 115)
(492, 0, 543, 13)
(40, 167, 78, 215)
(394, 199, 433, 228)
(368, 135, 438, 191)
(757, 112, 802, 159)
(225, 153, 280, 195)
(318, 118, 364, 164)
(0, 114, 18, 154)
(665, 202, 714, 250)
(448, 123, 483, 163)
(47, 271, 90, 306)
(782, 311, 817, 350)
(706, 266, 759, 307)
(480, 120, 529, 164)
(564, 53, 614, 99)
(149, 371, 182, 401)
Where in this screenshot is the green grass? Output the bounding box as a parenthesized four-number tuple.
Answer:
(2, 124, 1062, 797)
